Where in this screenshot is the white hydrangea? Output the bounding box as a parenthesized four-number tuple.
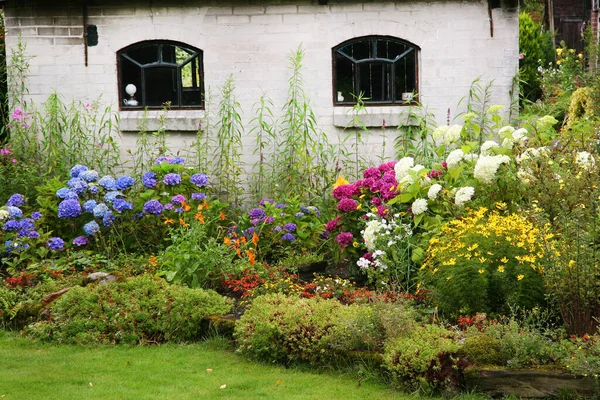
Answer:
(455, 186, 475, 207)
(501, 137, 514, 149)
(0, 210, 8, 221)
(363, 218, 384, 251)
(432, 126, 448, 142)
(516, 147, 548, 164)
(411, 198, 428, 215)
(399, 164, 427, 188)
(498, 126, 515, 136)
(512, 128, 528, 145)
(474, 155, 511, 184)
(394, 157, 414, 182)
(446, 149, 465, 169)
(480, 140, 499, 156)
(428, 184, 443, 200)
(464, 153, 479, 163)
(432, 125, 462, 146)
(576, 151, 595, 168)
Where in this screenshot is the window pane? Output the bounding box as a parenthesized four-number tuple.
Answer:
(395, 52, 417, 101)
(120, 56, 142, 106)
(181, 58, 200, 89)
(338, 40, 372, 61)
(334, 52, 354, 102)
(358, 62, 391, 102)
(175, 46, 194, 65)
(377, 39, 407, 61)
(145, 66, 178, 107)
(127, 45, 158, 65)
(162, 45, 176, 64)
(182, 89, 202, 106)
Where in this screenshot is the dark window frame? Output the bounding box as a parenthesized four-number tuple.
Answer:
(332, 35, 419, 106)
(117, 40, 204, 110)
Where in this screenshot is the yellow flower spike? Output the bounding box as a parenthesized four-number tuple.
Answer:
(333, 176, 349, 189)
(517, 274, 524, 281)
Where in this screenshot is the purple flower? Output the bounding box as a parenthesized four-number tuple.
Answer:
(27, 230, 40, 239)
(172, 156, 185, 164)
(31, 211, 42, 220)
(93, 203, 109, 218)
(89, 185, 99, 194)
(371, 197, 382, 206)
(69, 164, 88, 178)
(283, 223, 297, 232)
(73, 236, 88, 246)
(174, 207, 184, 213)
(64, 191, 79, 200)
(337, 198, 358, 212)
(98, 175, 117, 190)
(104, 191, 123, 204)
(248, 208, 266, 221)
(275, 203, 286, 209)
(259, 198, 275, 206)
(333, 184, 358, 200)
(83, 221, 100, 236)
(143, 200, 163, 215)
(47, 237, 65, 251)
(68, 178, 88, 194)
(83, 200, 97, 213)
(6, 194, 26, 207)
(79, 170, 99, 182)
(11, 109, 26, 120)
(113, 199, 133, 213)
(7, 206, 23, 219)
(19, 218, 35, 230)
(294, 212, 305, 218)
(192, 193, 206, 201)
(171, 194, 186, 204)
(282, 233, 296, 242)
(3, 220, 19, 231)
(326, 216, 342, 232)
(164, 173, 182, 186)
(190, 173, 208, 187)
(164, 203, 174, 211)
(56, 188, 71, 199)
(243, 227, 255, 237)
(58, 200, 82, 219)
(116, 176, 135, 190)
(103, 212, 116, 226)
(142, 172, 157, 188)
(320, 231, 329, 239)
(363, 167, 381, 179)
(272, 225, 282, 232)
(336, 232, 354, 247)
(265, 216, 274, 224)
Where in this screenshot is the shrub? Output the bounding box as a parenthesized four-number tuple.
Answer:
(27, 275, 232, 344)
(382, 324, 463, 393)
(519, 12, 553, 102)
(459, 334, 505, 366)
(420, 206, 546, 316)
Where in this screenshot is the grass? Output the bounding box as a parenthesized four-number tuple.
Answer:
(0, 331, 411, 400)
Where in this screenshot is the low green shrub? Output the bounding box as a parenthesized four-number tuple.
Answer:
(27, 275, 232, 344)
(459, 334, 505, 366)
(382, 324, 463, 393)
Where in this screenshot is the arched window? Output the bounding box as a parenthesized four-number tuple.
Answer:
(332, 36, 418, 105)
(118, 40, 204, 109)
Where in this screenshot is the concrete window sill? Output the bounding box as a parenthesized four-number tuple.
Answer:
(119, 110, 205, 132)
(333, 106, 422, 128)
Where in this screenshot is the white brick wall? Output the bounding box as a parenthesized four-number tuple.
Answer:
(4, 0, 519, 162)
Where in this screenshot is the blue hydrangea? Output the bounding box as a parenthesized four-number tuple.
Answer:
(79, 170, 99, 182)
(98, 175, 117, 190)
(300, 206, 311, 214)
(73, 236, 88, 246)
(113, 199, 133, 213)
(83, 200, 97, 213)
(56, 187, 71, 199)
(275, 203, 286, 209)
(259, 198, 275, 206)
(283, 223, 297, 232)
(64, 191, 79, 200)
(294, 212, 305, 218)
(6, 193, 26, 207)
(282, 233, 296, 242)
(27, 230, 40, 239)
(143, 200, 163, 215)
(248, 208, 266, 221)
(244, 227, 255, 237)
(163, 173, 182, 186)
(31, 211, 42, 220)
(83, 220, 100, 236)
(67, 178, 88, 194)
(6, 206, 23, 219)
(89, 185, 99, 194)
(171, 194, 186, 204)
(104, 191, 123, 204)
(70, 164, 88, 178)
(3, 219, 19, 231)
(155, 156, 185, 165)
(47, 237, 65, 251)
(172, 157, 185, 164)
(191, 193, 206, 201)
(174, 207, 185, 213)
(5, 240, 29, 254)
(93, 203, 109, 218)
(190, 173, 208, 187)
(142, 172, 157, 188)
(164, 203, 174, 211)
(103, 211, 116, 227)
(19, 218, 35, 230)
(272, 225, 282, 233)
(116, 176, 135, 190)
(58, 200, 82, 219)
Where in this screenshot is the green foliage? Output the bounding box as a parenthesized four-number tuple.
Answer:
(459, 334, 505, 366)
(382, 324, 462, 393)
(27, 275, 232, 344)
(519, 12, 554, 103)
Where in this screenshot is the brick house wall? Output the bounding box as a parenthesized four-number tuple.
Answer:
(3, 0, 519, 162)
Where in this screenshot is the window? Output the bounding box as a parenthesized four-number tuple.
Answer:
(333, 36, 418, 105)
(118, 41, 204, 109)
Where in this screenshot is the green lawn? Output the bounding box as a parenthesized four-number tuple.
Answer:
(0, 331, 411, 400)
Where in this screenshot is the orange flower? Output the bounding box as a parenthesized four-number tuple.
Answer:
(246, 249, 256, 266)
(197, 204, 204, 211)
(179, 218, 189, 228)
(220, 211, 226, 221)
(241, 236, 247, 245)
(181, 201, 191, 212)
(195, 212, 205, 224)
(203, 200, 210, 210)
(148, 256, 158, 265)
(164, 218, 174, 225)
(224, 237, 232, 246)
(252, 232, 259, 246)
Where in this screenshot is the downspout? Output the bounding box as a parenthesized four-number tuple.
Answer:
(83, 0, 89, 67)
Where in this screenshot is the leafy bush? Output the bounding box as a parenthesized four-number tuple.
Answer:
(519, 12, 553, 102)
(382, 324, 463, 393)
(420, 207, 546, 316)
(27, 275, 232, 344)
(459, 334, 505, 366)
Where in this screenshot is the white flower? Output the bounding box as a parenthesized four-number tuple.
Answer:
(464, 153, 479, 163)
(445, 125, 463, 145)
(428, 183, 443, 200)
(0, 210, 8, 220)
(394, 157, 414, 182)
(446, 149, 465, 169)
(474, 155, 511, 184)
(516, 147, 548, 163)
(480, 140, 499, 156)
(411, 198, 428, 215)
(512, 128, 528, 145)
(501, 137, 514, 149)
(576, 151, 595, 167)
(363, 219, 383, 251)
(357, 257, 372, 270)
(498, 125, 515, 136)
(455, 186, 475, 207)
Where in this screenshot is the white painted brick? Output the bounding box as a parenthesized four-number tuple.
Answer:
(233, 6, 266, 15)
(266, 5, 298, 14)
(251, 14, 283, 24)
(363, 2, 396, 12)
(330, 5, 363, 13)
(217, 15, 250, 24)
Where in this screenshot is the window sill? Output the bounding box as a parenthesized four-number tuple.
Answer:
(333, 106, 422, 128)
(119, 110, 204, 132)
